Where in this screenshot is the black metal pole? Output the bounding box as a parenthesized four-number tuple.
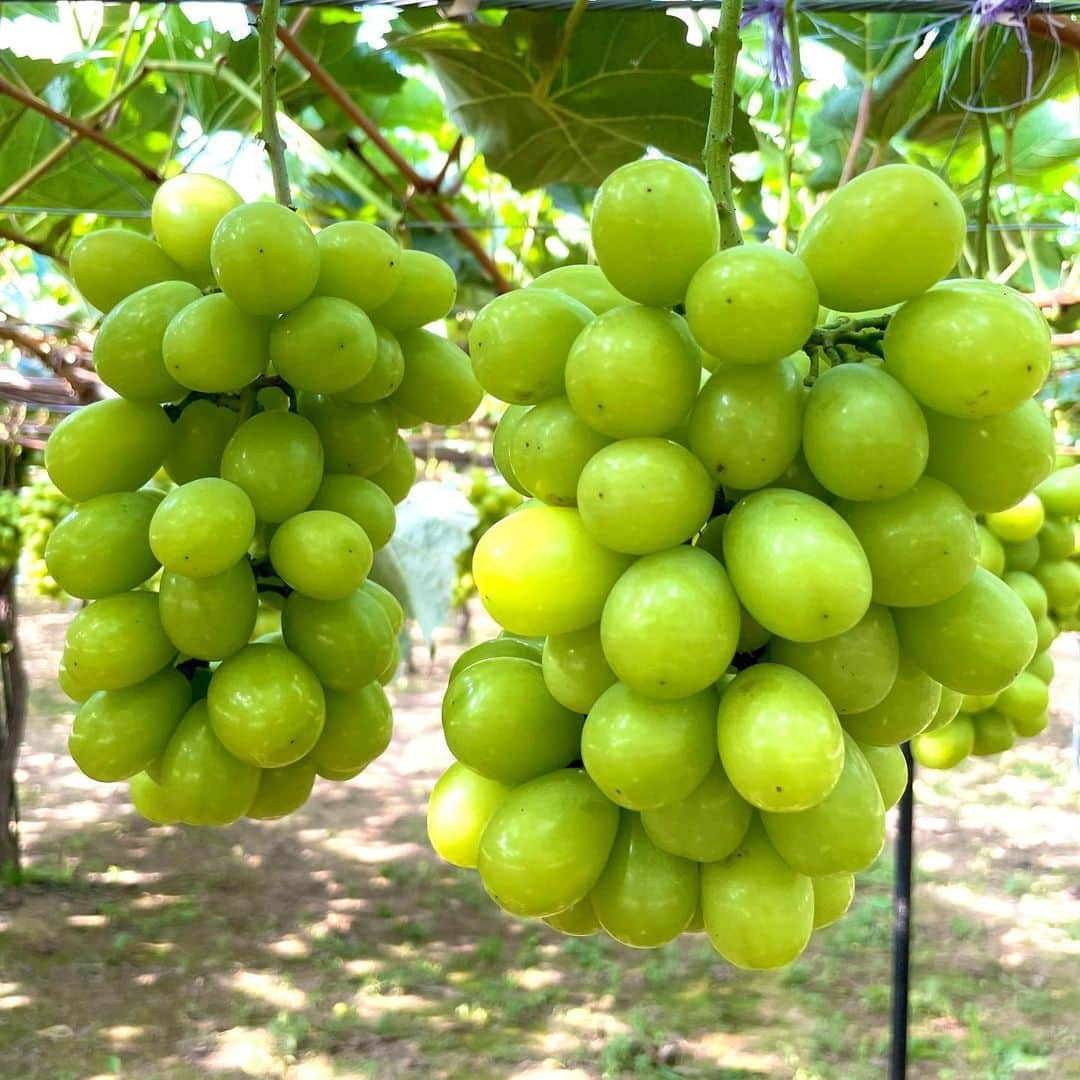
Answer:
(889, 742, 915, 1080)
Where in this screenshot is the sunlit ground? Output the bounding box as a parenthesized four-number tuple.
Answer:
(1, 597, 1077, 1080)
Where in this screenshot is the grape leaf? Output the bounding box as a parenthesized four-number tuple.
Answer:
(394, 10, 754, 191)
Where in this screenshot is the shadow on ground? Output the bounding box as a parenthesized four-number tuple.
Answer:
(1, 602, 1077, 1080)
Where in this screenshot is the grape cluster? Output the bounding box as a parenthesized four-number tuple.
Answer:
(428, 161, 1057, 968)
(453, 467, 524, 609)
(18, 474, 72, 597)
(913, 472, 1079, 768)
(47, 174, 481, 827)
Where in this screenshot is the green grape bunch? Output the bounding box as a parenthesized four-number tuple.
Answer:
(47, 173, 481, 827)
(428, 160, 1061, 969)
(0, 488, 23, 575)
(453, 467, 523, 609)
(18, 473, 73, 597)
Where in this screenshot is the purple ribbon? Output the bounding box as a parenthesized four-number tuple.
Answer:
(742, 0, 792, 89)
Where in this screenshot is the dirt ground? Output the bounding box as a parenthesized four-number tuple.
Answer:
(0, 598, 1077, 1080)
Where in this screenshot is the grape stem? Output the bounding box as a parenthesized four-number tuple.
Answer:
(535, 0, 589, 100)
(777, 0, 803, 251)
(257, 0, 292, 208)
(704, 0, 744, 250)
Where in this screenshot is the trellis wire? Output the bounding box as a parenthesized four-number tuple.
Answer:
(129, 0, 1080, 10)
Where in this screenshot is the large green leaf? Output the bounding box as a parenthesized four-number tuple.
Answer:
(394, 10, 753, 190)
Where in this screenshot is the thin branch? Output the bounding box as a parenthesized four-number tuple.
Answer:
(1028, 13, 1080, 51)
(973, 33, 996, 279)
(258, 0, 292, 206)
(840, 79, 873, 186)
(428, 135, 464, 195)
(535, 0, 589, 99)
(704, 0, 744, 250)
(274, 21, 510, 291)
(0, 74, 162, 185)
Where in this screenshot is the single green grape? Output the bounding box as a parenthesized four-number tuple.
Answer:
(469, 289, 594, 403)
(94, 281, 200, 402)
(1034, 614, 1058, 653)
(893, 567, 1037, 695)
(368, 249, 457, 332)
(313, 221, 402, 312)
(589, 813, 698, 948)
(221, 411, 324, 523)
(857, 743, 908, 809)
(761, 734, 885, 876)
(803, 364, 928, 500)
(1027, 650, 1054, 684)
(360, 579, 403, 635)
(577, 437, 713, 553)
(69, 667, 191, 782)
(151, 173, 243, 276)
(1011, 708, 1049, 739)
(390, 329, 483, 426)
(442, 657, 584, 785)
(45, 491, 160, 599)
(160, 700, 261, 826)
(149, 478, 255, 577)
(270, 297, 377, 394)
(688, 357, 804, 490)
(1032, 559, 1080, 614)
(1037, 515, 1075, 561)
(541, 623, 615, 714)
(767, 605, 899, 715)
(923, 400, 1055, 514)
(70, 228, 186, 312)
(309, 474, 395, 551)
(46, 399, 173, 503)
(282, 588, 394, 691)
(450, 639, 541, 684)
(210, 201, 320, 315)
(590, 158, 719, 307)
(600, 546, 740, 699)
(426, 762, 513, 869)
(129, 770, 181, 825)
(841, 653, 941, 746)
(977, 524, 1006, 576)
(884, 280, 1051, 419)
(473, 505, 632, 636)
(685, 245, 818, 365)
(492, 405, 531, 495)
(723, 490, 872, 642)
(299, 393, 396, 477)
(163, 292, 271, 392)
(477, 768, 620, 918)
(528, 264, 630, 315)
(640, 759, 752, 863)
(270, 510, 373, 601)
(309, 681, 393, 781)
(334, 325, 404, 403)
(924, 686, 965, 732)
(796, 164, 965, 312)
(996, 671, 1049, 725)
(544, 897, 602, 937)
(717, 663, 844, 812)
(565, 306, 701, 438)
(207, 643, 325, 768)
(247, 758, 317, 820)
(812, 875, 855, 929)
(1003, 571, 1049, 621)
(911, 716, 975, 769)
(1001, 535, 1040, 572)
(65, 591, 176, 692)
(58, 651, 96, 703)
(1036, 465, 1080, 518)
(836, 477, 978, 607)
(509, 396, 610, 506)
(971, 710, 1016, 756)
(581, 683, 716, 810)
(164, 400, 240, 485)
(158, 560, 258, 661)
(701, 818, 814, 970)
(369, 436, 417, 505)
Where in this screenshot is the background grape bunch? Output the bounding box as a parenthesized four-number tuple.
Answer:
(17, 474, 73, 597)
(45, 174, 481, 827)
(428, 160, 1062, 969)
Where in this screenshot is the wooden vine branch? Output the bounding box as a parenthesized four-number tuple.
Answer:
(272, 19, 512, 293)
(0, 74, 162, 185)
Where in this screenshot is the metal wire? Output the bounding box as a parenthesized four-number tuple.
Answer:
(145, 0, 1080, 10)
